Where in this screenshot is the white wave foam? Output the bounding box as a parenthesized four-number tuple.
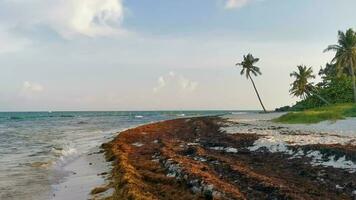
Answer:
(52, 145, 78, 169)
(230, 112, 248, 115)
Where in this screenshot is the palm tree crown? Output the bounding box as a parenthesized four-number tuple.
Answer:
(290, 65, 315, 99)
(236, 54, 262, 78)
(324, 28, 356, 102)
(324, 29, 356, 75)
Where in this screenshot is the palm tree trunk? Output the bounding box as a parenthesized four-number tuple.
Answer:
(350, 60, 356, 103)
(309, 90, 330, 105)
(248, 74, 267, 113)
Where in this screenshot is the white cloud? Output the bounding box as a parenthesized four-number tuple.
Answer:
(153, 72, 198, 93)
(179, 76, 198, 91)
(0, 0, 126, 39)
(153, 76, 166, 92)
(45, 0, 126, 38)
(169, 71, 176, 77)
(225, 0, 251, 9)
(0, 0, 126, 54)
(22, 81, 44, 93)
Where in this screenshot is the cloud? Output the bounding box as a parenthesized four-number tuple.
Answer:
(179, 76, 198, 91)
(153, 72, 198, 93)
(0, 0, 126, 39)
(225, 0, 251, 9)
(153, 76, 166, 92)
(22, 81, 44, 93)
(44, 0, 126, 38)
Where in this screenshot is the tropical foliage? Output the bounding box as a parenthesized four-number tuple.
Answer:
(274, 103, 356, 124)
(324, 28, 356, 102)
(289, 65, 316, 99)
(291, 65, 353, 110)
(288, 29, 356, 111)
(289, 65, 330, 106)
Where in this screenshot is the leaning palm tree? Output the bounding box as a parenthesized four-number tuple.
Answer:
(236, 54, 267, 113)
(324, 28, 356, 102)
(290, 65, 330, 105)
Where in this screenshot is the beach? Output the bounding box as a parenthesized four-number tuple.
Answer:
(2, 1, 356, 199)
(99, 113, 356, 200)
(0, 111, 225, 200)
(50, 146, 113, 200)
(1, 111, 355, 199)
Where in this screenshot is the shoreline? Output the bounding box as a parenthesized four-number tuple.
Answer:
(47, 120, 168, 200)
(98, 115, 356, 199)
(50, 146, 113, 200)
(44, 114, 224, 200)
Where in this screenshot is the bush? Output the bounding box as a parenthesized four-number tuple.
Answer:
(292, 76, 353, 111)
(274, 103, 356, 124)
(275, 106, 291, 112)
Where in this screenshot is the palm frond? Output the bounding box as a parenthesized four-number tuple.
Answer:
(324, 28, 356, 78)
(235, 53, 262, 78)
(289, 65, 316, 99)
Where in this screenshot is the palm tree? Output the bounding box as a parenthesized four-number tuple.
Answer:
(290, 65, 330, 105)
(236, 54, 267, 112)
(324, 28, 356, 103)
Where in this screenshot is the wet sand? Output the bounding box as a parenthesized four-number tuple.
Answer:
(50, 147, 112, 200)
(100, 116, 356, 200)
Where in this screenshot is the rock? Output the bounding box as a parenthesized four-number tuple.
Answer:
(131, 142, 144, 147)
(335, 184, 344, 190)
(225, 147, 238, 153)
(91, 185, 109, 195)
(98, 172, 108, 176)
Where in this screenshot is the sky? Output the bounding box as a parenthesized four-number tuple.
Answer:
(0, 0, 356, 111)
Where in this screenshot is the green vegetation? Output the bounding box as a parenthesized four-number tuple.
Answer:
(292, 75, 353, 110)
(324, 28, 356, 103)
(236, 54, 267, 113)
(274, 103, 356, 124)
(275, 28, 356, 124)
(289, 65, 330, 105)
(289, 29, 356, 111)
(284, 28, 356, 112)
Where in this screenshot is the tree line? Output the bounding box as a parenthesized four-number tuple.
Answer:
(236, 28, 356, 112)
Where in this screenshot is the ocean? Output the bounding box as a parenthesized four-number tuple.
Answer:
(0, 111, 228, 200)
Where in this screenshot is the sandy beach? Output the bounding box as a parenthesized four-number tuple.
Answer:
(2, 1, 356, 199)
(97, 113, 356, 200)
(0, 111, 226, 200)
(50, 146, 113, 200)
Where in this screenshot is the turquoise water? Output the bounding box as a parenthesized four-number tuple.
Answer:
(0, 111, 228, 200)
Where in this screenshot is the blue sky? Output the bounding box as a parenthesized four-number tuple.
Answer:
(0, 0, 355, 111)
